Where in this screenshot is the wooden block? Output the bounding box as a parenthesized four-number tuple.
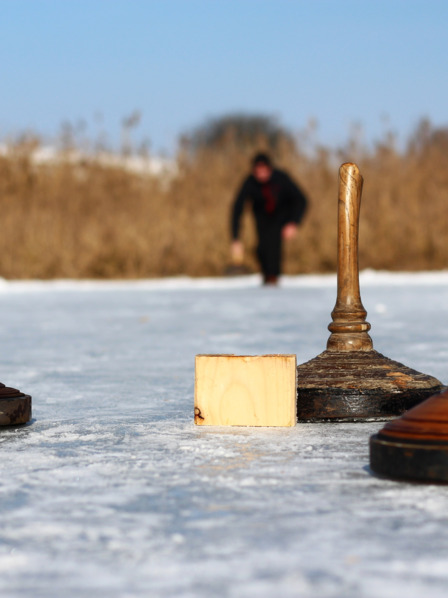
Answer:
(194, 354, 297, 427)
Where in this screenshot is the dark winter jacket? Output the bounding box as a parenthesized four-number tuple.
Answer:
(231, 168, 307, 239)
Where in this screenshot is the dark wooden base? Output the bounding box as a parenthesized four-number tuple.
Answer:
(296, 387, 440, 422)
(369, 389, 448, 483)
(370, 434, 448, 483)
(297, 350, 443, 422)
(0, 385, 32, 425)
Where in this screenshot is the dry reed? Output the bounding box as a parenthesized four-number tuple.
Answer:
(0, 120, 447, 279)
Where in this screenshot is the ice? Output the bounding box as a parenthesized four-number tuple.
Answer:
(0, 272, 447, 597)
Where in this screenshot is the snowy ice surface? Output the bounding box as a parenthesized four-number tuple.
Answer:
(0, 271, 447, 598)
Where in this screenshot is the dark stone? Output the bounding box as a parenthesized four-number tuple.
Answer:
(0, 391, 32, 426)
(370, 433, 448, 483)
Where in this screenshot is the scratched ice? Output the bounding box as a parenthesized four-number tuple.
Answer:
(0, 271, 447, 598)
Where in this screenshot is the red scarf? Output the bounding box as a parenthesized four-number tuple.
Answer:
(261, 182, 277, 214)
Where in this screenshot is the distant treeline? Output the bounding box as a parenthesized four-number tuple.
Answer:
(0, 116, 447, 279)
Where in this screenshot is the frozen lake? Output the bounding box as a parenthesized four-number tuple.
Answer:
(0, 271, 447, 597)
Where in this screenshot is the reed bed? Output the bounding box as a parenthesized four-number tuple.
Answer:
(0, 121, 446, 279)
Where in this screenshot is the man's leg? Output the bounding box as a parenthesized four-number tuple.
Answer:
(257, 224, 282, 284)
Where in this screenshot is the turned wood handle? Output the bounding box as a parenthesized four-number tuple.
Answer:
(335, 162, 363, 312)
(327, 163, 372, 351)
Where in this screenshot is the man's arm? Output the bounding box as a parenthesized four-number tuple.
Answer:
(230, 178, 251, 264)
(280, 172, 308, 240)
(284, 173, 308, 224)
(231, 177, 251, 240)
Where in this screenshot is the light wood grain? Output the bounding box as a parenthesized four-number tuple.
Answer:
(194, 354, 297, 427)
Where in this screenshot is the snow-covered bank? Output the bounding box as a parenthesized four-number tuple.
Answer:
(0, 143, 176, 178)
(0, 277, 447, 597)
(0, 268, 448, 293)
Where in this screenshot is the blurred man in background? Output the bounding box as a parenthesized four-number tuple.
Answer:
(230, 152, 308, 285)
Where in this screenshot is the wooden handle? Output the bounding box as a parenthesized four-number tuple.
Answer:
(327, 163, 373, 351)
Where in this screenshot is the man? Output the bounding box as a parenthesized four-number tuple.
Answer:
(230, 152, 308, 284)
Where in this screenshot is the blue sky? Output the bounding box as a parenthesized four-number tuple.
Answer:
(1, 0, 447, 154)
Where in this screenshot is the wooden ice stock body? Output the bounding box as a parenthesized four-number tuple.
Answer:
(296, 162, 443, 421)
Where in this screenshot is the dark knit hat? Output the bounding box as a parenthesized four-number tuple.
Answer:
(252, 152, 272, 168)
